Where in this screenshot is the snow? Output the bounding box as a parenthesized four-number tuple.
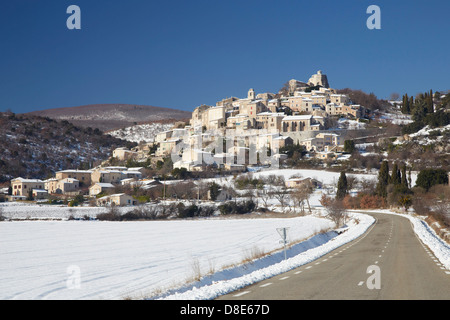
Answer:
(1, 203, 446, 300)
(408, 124, 450, 138)
(160, 211, 375, 300)
(0, 170, 442, 301)
(108, 122, 175, 143)
(377, 112, 413, 125)
(0, 210, 335, 300)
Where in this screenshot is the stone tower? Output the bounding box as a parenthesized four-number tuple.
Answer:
(248, 88, 255, 100)
(308, 70, 330, 88)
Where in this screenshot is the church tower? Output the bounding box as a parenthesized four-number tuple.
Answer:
(248, 88, 255, 100)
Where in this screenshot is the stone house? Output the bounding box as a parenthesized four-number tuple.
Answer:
(10, 178, 45, 197)
(89, 183, 115, 197)
(112, 147, 138, 161)
(55, 170, 92, 187)
(96, 193, 137, 207)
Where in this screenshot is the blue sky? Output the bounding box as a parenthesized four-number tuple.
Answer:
(0, 0, 448, 113)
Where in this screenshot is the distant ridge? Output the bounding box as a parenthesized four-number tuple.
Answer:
(26, 104, 192, 131)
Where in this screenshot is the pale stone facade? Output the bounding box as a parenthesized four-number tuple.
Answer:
(112, 147, 138, 161)
(55, 170, 92, 186)
(11, 178, 45, 197)
(308, 70, 330, 88)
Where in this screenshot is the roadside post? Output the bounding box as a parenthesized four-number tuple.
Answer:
(277, 227, 289, 260)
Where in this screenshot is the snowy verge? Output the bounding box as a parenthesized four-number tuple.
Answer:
(159, 212, 375, 300)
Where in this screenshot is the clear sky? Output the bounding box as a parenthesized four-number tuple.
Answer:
(0, 0, 448, 113)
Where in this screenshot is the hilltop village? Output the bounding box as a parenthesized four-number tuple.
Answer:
(2, 71, 371, 206)
(135, 70, 368, 172)
(147, 71, 368, 171)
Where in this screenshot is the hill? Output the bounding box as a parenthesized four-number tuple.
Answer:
(108, 121, 176, 143)
(0, 112, 136, 182)
(25, 104, 192, 131)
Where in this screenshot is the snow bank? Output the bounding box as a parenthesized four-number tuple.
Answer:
(160, 212, 375, 300)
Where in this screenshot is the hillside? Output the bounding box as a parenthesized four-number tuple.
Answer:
(108, 121, 175, 143)
(26, 104, 192, 131)
(0, 112, 135, 182)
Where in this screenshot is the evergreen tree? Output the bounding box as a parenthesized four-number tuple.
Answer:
(26, 189, 34, 201)
(400, 163, 408, 189)
(416, 169, 448, 191)
(402, 94, 411, 114)
(208, 182, 221, 201)
(390, 163, 401, 185)
(376, 161, 389, 198)
(343, 140, 356, 153)
(336, 171, 348, 200)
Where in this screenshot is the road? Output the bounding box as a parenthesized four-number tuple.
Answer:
(217, 212, 450, 300)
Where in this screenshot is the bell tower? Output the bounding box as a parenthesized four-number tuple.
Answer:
(248, 88, 255, 100)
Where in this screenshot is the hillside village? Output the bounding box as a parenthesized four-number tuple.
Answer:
(114, 71, 371, 171)
(1, 71, 449, 211)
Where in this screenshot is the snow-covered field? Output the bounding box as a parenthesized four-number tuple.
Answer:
(0, 211, 336, 300)
(0, 169, 435, 301)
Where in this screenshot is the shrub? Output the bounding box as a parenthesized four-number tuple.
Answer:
(415, 169, 448, 191)
(218, 200, 256, 215)
(359, 194, 386, 209)
(177, 203, 199, 218)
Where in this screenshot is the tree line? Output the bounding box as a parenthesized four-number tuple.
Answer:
(401, 90, 450, 134)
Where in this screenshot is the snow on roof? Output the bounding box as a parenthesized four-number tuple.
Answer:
(12, 177, 44, 183)
(57, 169, 92, 173)
(92, 183, 115, 188)
(282, 115, 313, 121)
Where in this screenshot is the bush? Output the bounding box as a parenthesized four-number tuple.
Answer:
(416, 169, 448, 191)
(218, 200, 255, 215)
(96, 206, 121, 221)
(177, 203, 199, 218)
(177, 203, 216, 218)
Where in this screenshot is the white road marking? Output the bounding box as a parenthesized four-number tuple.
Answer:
(260, 283, 272, 288)
(233, 291, 250, 297)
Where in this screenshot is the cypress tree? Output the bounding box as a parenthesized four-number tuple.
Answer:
(390, 163, 401, 185)
(400, 163, 408, 188)
(402, 94, 410, 114)
(376, 161, 389, 198)
(336, 171, 348, 200)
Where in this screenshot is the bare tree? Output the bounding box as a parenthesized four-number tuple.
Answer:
(257, 185, 274, 210)
(292, 181, 314, 215)
(323, 198, 348, 228)
(389, 92, 400, 101)
(271, 175, 289, 213)
(273, 186, 289, 213)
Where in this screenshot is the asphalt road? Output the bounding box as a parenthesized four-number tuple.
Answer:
(217, 212, 450, 300)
